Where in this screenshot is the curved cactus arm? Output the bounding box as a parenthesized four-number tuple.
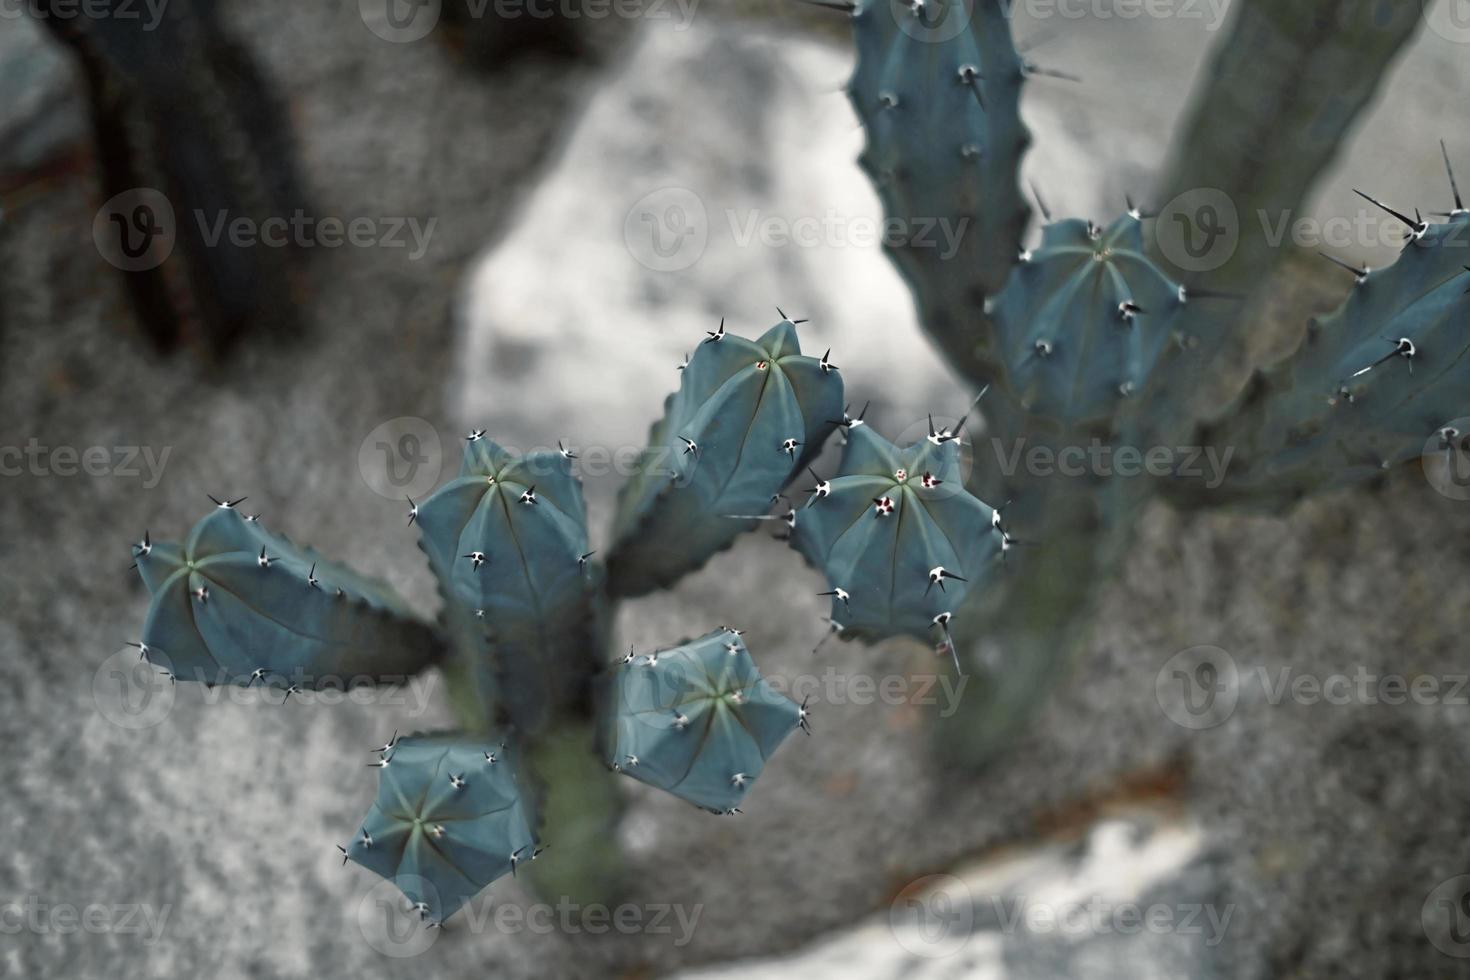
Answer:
(415, 438, 599, 733)
(789, 424, 1003, 655)
(1171, 210, 1470, 509)
(606, 629, 803, 813)
(344, 733, 539, 926)
(132, 503, 439, 688)
(606, 319, 844, 597)
(991, 214, 1199, 425)
(847, 0, 1031, 384)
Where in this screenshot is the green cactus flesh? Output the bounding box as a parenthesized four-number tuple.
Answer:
(131, 502, 438, 687)
(789, 422, 1004, 654)
(1198, 209, 1470, 504)
(414, 438, 599, 733)
(991, 215, 1198, 426)
(345, 733, 539, 925)
(849, 0, 1031, 381)
(607, 319, 844, 597)
(606, 629, 804, 813)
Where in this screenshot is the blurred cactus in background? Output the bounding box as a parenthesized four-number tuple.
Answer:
(820, 0, 1465, 764)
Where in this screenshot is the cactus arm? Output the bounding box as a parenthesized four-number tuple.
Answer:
(848, 0, 1032, 384)
(992, 216, 1191, 424)
(134, 505, 439, 687)
(791, 424, 1001, 646)
(416, 441, 599, 734)
(606, 629, 802, 813)
(345, 733, 539, 925)
(1154, 0, 1425, 297)
(1167, 212, 1470, 509)
(607, 320, 843, 597)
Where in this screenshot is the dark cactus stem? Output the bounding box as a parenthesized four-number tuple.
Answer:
(1151, 0, 1424, 413)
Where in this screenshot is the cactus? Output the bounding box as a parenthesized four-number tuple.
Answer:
(790, 422, 1003, 658)
(607, 318, 844, 596)
(847, 0, 1030, 382)
(1180, 209, 1470, 507)
(809, 0, 1466, 767)
(414, 437, 600, 734)
(344, 733, 539, 926)
(606, 629, 805, 813)
(120, 0, 1464, 930)
(126, 319, 841, 922)
(131, 500, 440, 688)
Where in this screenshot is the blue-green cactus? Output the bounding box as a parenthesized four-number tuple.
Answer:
(414, 437, 599, 733)
(789, 422, 1004, 659)
(344, 733, 539, 925)
(606, 629, 805, 813)
(992, 215, 1198, 425)
(607, 319, 844, 597)
(131, 501, 439, 688)
(1187, 207, 1470, 505)
(848, 0, 1032, 382)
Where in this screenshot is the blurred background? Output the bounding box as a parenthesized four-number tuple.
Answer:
(3, 0, 1470, 976)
